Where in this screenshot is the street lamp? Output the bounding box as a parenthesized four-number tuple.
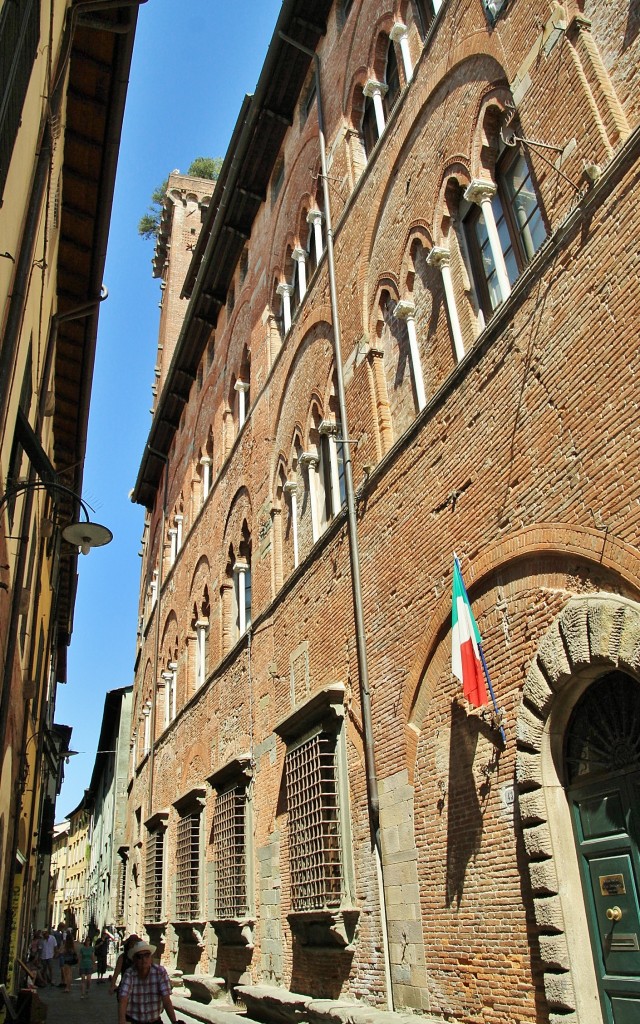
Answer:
(0, 479, 112, 554)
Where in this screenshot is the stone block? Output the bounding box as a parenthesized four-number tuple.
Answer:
(558, 600, 590, 670)
(538, 933, 570, 970)
(537, 624, 571, 689)
(523, 662, 555, 716)
(533, 894, 566, 931)
(516, 703, 545, 751)
(543, 971, 576, 1011)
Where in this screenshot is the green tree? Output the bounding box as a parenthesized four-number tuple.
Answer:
(137, 158, 221, 240)
(187, 156, 223, 179)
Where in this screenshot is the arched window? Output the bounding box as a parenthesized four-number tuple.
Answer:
(384, 38, 400, 115)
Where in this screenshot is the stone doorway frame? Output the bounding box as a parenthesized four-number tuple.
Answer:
(517, 593, 640, 1024)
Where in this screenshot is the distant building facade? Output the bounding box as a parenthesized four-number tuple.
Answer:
(126, 3, 640, 1024)
(85, 687, 133, 934)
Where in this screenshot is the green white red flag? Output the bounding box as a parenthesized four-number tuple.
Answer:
(451, 556, 489, 708)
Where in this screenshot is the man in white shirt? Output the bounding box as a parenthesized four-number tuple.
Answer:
(40, 930, 58, 985)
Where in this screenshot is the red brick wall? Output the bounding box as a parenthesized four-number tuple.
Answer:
(127, 2, 640, 1020)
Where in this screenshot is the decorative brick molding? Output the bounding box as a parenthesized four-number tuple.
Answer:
(516, 593, 640, 1023)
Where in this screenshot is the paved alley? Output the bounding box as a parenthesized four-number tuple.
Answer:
(37, 974, 252, 1024)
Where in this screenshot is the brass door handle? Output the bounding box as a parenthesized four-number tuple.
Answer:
(606, 906, 622, 922)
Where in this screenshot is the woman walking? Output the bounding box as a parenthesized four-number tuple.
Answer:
(78, 935, 95, 999)
(60, 933, 77, 993)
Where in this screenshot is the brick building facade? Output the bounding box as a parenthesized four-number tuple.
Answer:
(126, 3, 640, 1023)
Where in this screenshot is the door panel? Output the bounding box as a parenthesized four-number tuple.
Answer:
(571, 772, 640, 1024)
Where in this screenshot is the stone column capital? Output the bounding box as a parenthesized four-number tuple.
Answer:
(307, 208, 323, 225)
(389, 21, 408, 42)
(464, 178, 497, 206)
(300, 451, 319, 470)
(427, 246, 451, 269)
(277, 282, 294, 298)
(283, 480, 298, 495)
(234, 379, 250, 393)
(394, 299, 416, 320)
(364, 78, 388, 99)
(292, 246, 306, 264)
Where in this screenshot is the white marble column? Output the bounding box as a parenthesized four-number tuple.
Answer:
(168, 527, 177, 567)
(364, 78, 388, 138)
(292, 246, 307, 302)
(234, 560, 249, 635)
(195, 619, 208, 688)
(283, 480, 299, 568)
(300, 451, 320, 542)
(307, 208, 324, 262)
(390, 22, 413, 82)
(394, 299, 426, 411)
(235, 379, 250, 428)
(277, 282, 294, 334)
(427, 246, 465, 362)
(200, 455, 211, 505)
(464, 179, 511, 303)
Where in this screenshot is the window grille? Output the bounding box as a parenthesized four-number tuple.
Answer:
(117, 861, 126, 920)
(285, 731, 343, 911)
(213, 785, 247, 918)
(175, 810, 201, 920)
(144, 830, 164, 922)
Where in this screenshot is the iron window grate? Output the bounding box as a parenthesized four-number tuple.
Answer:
(175, 810, 201, 920)
(213, 785, 247, 918)
(144, 830, 164, 922)
(117, 861, 126, 920)
(285, 731, 343, 911)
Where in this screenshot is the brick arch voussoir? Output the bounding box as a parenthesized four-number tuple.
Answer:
(470, 85, 515, 181)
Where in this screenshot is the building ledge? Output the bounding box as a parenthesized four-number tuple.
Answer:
(235, 985, 442, 1024)
(287, 907, 359, 949)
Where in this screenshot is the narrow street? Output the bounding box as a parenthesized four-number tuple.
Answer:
(37, 973, 255, 1024)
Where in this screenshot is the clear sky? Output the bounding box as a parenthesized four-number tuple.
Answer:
(55, 0, 283, 817)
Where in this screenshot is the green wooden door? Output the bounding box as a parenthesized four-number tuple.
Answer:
(571, 772, 640, 1023)
(566, 672, 640, 1024)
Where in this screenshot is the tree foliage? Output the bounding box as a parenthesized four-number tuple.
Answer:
(137, 158, 221, 240)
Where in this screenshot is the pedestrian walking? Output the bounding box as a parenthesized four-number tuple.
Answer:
(117, 940, 184, 1024)
(60, 933, 77, 993)
(95, 929, 111, 983)
(110, 934, 139, 1005)
(56, 922, 67, 986)
(40, 930, 57, 985)
(78, 935, 95, 999)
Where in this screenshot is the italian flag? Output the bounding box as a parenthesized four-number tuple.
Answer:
(452, 557, 489, 708)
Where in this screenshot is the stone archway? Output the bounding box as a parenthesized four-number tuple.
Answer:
(516, 593, 640, 1024)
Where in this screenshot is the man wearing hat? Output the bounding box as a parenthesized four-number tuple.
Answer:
(117, 940, 184, 1024)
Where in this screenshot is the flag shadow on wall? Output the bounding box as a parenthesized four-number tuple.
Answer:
(445, 698, 499, 908)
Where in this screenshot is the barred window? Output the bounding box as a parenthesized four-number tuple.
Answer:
(212, 784, 247, 919)
(117, 860, 126, 920)
(285, 730, 343, 911)
(175, 809, 201, 920)
(144, 830, 164, 923)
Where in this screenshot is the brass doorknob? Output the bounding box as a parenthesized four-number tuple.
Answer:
(606, 906, 622, 922)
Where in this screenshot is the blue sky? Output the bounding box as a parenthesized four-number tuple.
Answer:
(55, 0, 282, 816)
